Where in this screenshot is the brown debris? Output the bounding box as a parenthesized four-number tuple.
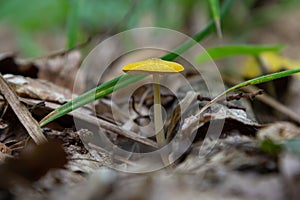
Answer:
(257, 121, 300, 143)
(4, 74, 73, 104)
(35, 50, 84, 93)
(0, 73, 47, 144)
(1, 140, 67, 182)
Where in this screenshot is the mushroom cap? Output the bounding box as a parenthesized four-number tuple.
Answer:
(122, 58, 184, 75)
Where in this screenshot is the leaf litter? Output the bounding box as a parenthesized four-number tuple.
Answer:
(0, 52, 300, 200)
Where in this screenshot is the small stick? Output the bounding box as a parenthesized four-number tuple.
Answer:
(0, 73, 47, 144)
(224, 76, 300, 124)
(21, 97, 157, 148)
(197, 90, 263, 102)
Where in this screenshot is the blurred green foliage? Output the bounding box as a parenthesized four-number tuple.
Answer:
(0, 0, 202, 56)
(0, 0, 67, 30)
(0, 0, 299, 57)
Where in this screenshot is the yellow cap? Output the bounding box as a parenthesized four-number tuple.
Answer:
(122, 58, 184, 74)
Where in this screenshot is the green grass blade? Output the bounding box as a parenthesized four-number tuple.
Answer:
(196, 44, 284, 64)
(66, 0, 80, 49)
(161, 0, 233, 61)
(39, 0, 234, 127)
(208, 0, 222, 38)
(197, 68, 300, 116)
(40, 74, 121, 126)
(39, 74, 146, 127)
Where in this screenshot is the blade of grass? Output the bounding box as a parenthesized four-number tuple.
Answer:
(196, 44, 284, 64)
(196, 68, 300, 117)
(208, 0, 222, 38)
(223, 75, 300, 124)
(162, 0, 233, 61)
(40, 73, 145, 127)
(39, 0, 234, 127)
(0, 73, 47, 144)
(66, 0, 80, 49)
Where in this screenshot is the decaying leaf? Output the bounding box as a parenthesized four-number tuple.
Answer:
(0, 73, 47, 144)
(4, 74, 73, 104)
(35, 50, 84, 93)
(45, 129, 107, 174)
(175, 102, 261, 145)
(257, 121, 300, 143)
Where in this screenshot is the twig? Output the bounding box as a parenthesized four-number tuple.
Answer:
(166, 91, 198, 142)
(21, 97, 157, 148)
(223, 76, 300, 124)
(197, 90, 263, 111)
(227, 90, 263, 101)
(197, 90, 263, 101)
(225, 103, 246, 111)
(0, 73, 47, 144)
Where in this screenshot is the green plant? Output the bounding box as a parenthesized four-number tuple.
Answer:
(39, 0, 234, 127)
(39, 0, 300, 129)
(196, 44, 283, 64)
(196, 68, 300, 117)
(208, 0, 222, 37)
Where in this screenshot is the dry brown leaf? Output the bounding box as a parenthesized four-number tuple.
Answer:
(4, 74, 73, 104)
(0, 73, 46, 144)
(257, 121, 300, 143)
(35, 50, 84, 93)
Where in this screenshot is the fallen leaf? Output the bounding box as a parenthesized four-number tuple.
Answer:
(0, 73, 47, 144)
(257, 121, 300, 143)
(4, 74, 73, 104)
(35, 50, 84, 93)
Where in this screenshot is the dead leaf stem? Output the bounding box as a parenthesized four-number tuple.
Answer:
(0, 73, 47, 144)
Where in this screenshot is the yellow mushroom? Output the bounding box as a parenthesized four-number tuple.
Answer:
(122, 58, 184, 151)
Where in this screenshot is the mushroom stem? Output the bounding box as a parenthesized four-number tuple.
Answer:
(153, 74, 169, 166)
(152, 74, 166, 147)
(122, 58, 184, 167)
